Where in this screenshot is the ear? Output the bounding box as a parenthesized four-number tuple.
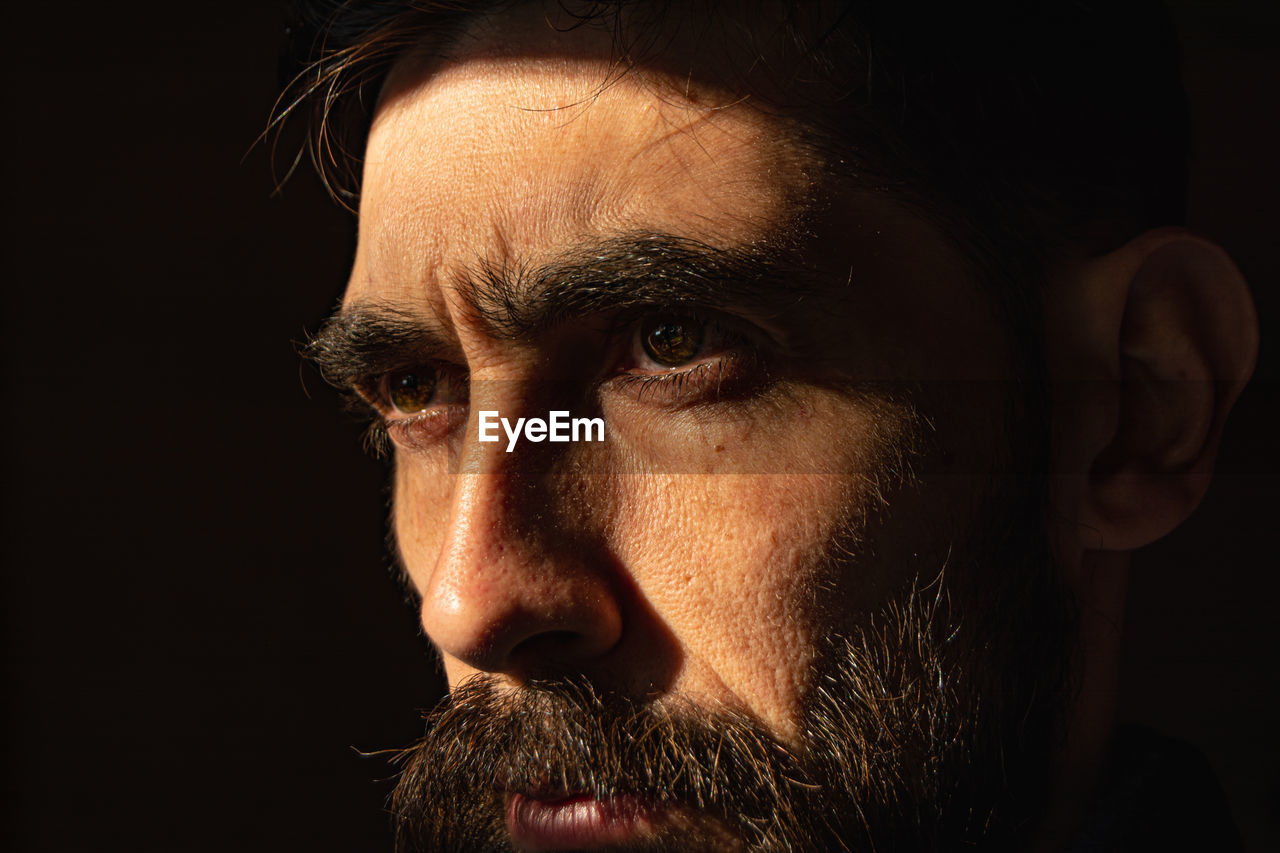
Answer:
(1046, 228, 1258, 553)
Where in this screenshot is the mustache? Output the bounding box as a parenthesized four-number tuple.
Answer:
(387, 579, 1070, 852)
(390, 675, 819, 852)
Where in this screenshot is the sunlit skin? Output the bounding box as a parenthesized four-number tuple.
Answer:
(347, 14, 1012, 744)
(334, 3, 1259, 850)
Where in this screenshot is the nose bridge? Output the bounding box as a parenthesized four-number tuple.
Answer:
(456, 373, 585, 475)
(418, 381, 622, 677)
(455, 373, 521, 475)
(459, 374, 522, 473)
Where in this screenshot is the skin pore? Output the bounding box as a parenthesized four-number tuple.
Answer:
(304, 2, 1257, 850)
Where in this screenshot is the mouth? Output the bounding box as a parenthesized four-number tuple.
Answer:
(505, 791, 667, 851)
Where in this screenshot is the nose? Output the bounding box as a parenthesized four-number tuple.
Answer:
(414, 457, 624, 680)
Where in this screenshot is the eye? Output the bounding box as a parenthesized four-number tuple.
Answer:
(637, 315, 706, 368)
(386, 369, 438, 414)
(608, 310, 768, 406)
(356, 363, 466, 456)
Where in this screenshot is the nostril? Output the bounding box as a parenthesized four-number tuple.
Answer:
(520, 628, 582, 650)
(508, 628, 615, 671)
(424, 588, 624, 676)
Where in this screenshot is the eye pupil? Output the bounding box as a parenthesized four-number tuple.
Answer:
(643, 317, 703, 366)
(388, 371, 437, 412)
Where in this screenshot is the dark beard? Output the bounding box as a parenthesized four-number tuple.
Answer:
(389, 565, 1071, 852)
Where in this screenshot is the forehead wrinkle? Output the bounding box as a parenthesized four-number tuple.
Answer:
(356, 36, 823, 351)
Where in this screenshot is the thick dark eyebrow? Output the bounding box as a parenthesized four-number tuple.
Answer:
(302, 305, 456, 392)
(458, 232, 825, 341)
(303, 231, 827, 390)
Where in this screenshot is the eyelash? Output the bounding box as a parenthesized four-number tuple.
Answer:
(382, 405, 457, 453)
(608, 356, 746, 403)
(351, 310, 766, 455)
(349, 369, 465, 457)
(607, 310, 763, 404)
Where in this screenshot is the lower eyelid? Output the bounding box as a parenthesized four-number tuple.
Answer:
(384, 405, 464, 452)
(610, 354, 750, 404)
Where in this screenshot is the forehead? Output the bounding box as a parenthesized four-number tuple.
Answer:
(350, 14, 816, 308)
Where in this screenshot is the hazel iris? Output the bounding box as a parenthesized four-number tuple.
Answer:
(388, 370, 437, 413)
(641, 316, 704, 367)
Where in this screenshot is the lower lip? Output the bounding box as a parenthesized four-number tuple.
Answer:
(506, 792, 659, 850)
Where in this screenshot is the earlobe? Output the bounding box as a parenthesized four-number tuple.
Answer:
(1058, 230, 1258, 552)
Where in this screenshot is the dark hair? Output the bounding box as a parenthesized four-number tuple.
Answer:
(274, 0, 1188, 264)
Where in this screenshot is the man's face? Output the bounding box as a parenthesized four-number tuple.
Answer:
(335, 8, 1065, 851)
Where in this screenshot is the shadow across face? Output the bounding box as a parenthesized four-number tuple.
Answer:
(391, 544, 1072, 852)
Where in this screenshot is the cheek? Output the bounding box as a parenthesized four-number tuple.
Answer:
(604, 391, 906, 735)
(391, 458, 453, 595)
(388, 386, 921, 739)
(613, 475, 845, 734)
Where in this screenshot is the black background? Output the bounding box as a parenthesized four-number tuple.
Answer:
(2, 2, 1276, 850)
